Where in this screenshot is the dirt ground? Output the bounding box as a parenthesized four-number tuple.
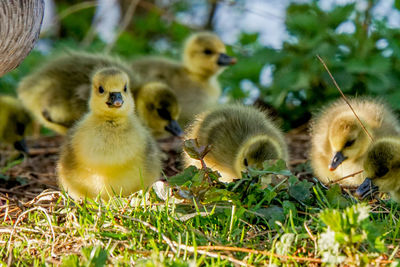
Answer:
(0, 125, 312, 204)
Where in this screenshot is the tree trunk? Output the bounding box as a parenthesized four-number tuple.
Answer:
(0, 0, 45, 77)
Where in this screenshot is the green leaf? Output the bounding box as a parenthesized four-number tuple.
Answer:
(238, 32, 259, 45)
(203, 188, 234, 203)
(395, 0, 400, 10)
(81, 246, 108, 267)
(61, 254, 80, 267)
(183, 139, 201, 160)
(191, 169, 206, 187)
(258, 159, 292, 176)
(326, 184, 350, 208)
(320, 208, 342, 232)
(365, 222, 386, 252)
(327, 4, 355, 28)
(167, 166, 198, 186)
(288, 179, 313, 203)
(282, 200, 298, 217)
(183, 139, 211, 160)
(261, 187, 278, 205)
(256, 205, 285, 228)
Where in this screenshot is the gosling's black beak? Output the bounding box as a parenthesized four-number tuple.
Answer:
(106, 92, 124, 108)
(355, 178, 379, 199)
(329, 151, 348, 171)
(165, 120, 183, 137)
(217, 53, 237, 66)
(13, 139, 28, 153)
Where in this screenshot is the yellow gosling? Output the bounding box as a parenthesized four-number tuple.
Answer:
(184, 104, 288, 182)
(0, 95, 32, 153)
(131, 32, 236, 126)
(356, 137, 400, 202)
(310, 98, 400, 186)
(134, 81, 182, 139)
(57, 67, 161, 200)
(17, 51, 139, 135)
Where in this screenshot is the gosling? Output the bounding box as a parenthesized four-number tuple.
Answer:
(310, 98, 400, 186)
(18, 51, 138, 135)
(134, 82, 182, 139)
(184, 104, 289, 183)
(356, 137, 400, 202)
(57, 68, 162, 200)
(130, 32, 236, 126)
(0, 95, 32, 153)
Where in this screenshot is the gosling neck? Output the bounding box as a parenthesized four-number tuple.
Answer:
(183, 61, 218, 82)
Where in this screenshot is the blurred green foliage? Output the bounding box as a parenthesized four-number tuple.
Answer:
(1, 1, 400, 130)
(221, 1, 400, 129)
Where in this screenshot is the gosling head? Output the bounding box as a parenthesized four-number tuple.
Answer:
(356, 138, 400, 200)
(183, 32, 236, 78)
(328, 116, 371, 171)
(136, 82, 182, 138)
(235, 136, 281, 176)
(89, 68, 134, 117)
(1, 96, 31, 153)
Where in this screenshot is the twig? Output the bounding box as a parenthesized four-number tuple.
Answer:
(326, 170, 364, 186)
(289, 159, 308, 165)
(104, 0, 140, 53)
(316, 55, 373, 141)
(0, 188, 37, 198)
(28, 147, 59, 155)
(57, 1, 98, 22)
(204, 0, 218, 30)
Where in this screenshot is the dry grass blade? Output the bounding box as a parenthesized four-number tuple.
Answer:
(327, 170, 364, 185)
(316, 55, 373, 141)
(6, 206, 56, 256)
(174, 243, 252, 267)
(196, 245, 322, 263)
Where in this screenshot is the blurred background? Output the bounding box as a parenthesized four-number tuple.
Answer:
(1, 0, 400, 130)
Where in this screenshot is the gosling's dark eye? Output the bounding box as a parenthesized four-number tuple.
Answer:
(99, 86, 104, 94)
(124, 84, 127, 92)
(203, 49, 213, 55)
(344, 139, 355, 148)
(243, 158, 248, 167)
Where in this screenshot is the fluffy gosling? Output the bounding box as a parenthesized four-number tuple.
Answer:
(17, 51, 138, 135)
(57, 67, 162, 200)
(310, 98, 400, 186)
(184, 104, 289, 183)
(0, 95, 31, 153)
(134, 81, 182, 139)
(130, 32, 236, 126)
(356, 137, 400, 202)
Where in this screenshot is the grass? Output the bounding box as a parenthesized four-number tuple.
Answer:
(0, 157, 400, 266)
